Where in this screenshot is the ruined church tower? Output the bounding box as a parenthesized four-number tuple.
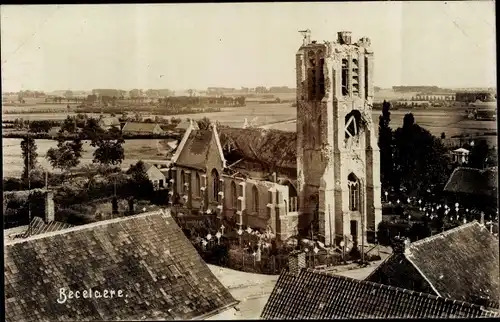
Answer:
(296, 30, 382, 246)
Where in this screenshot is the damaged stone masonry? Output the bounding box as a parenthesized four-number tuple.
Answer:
(171, 30, 382, 247)
(296, 30, 382, 246)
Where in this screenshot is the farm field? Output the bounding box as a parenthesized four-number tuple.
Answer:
(3, 138, 176, 178)
(2, 102, 297, 126)
(265, 108, 497, 139)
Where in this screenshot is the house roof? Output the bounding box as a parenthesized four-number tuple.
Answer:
(4, 209, 238, 321)
(443, 167, 498, 198)
(401, 221, 500, 308)
(261, 269, 499, 319)
(99, 117, 120, 127)
(122, 122, 161, 133)
(218, 127, 297, 170)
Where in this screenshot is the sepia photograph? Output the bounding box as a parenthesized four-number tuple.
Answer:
(1, 2, 498, 320)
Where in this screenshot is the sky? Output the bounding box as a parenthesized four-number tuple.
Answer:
(0, 2, 496, 92)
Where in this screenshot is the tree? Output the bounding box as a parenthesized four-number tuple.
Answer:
(127, 160, 154, 199)
(392, 113, 451, 195)
(468, 140, 489, 169)
(81, 118, 104, 140)
(91, 128, 125, 166)
(46, 137, 83, 172)
(29, 120, 53, 133)
(440, 132, 446, 140)
(60, 116, 78, 133)
(197, 117, 212, 130)
(378, 100, 393, 190)
(21, 137, 38, 182)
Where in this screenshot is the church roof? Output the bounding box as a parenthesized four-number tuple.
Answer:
(219, 127, 297, 170)
(174, 126, 297, 172)
(401, 221, 500, 309)
(261, 269, 498, 319)
(4, 209, 237, 321)
(443, 167, 498, 198)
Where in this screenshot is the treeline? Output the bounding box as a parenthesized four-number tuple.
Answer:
(392, 86, 453, 93)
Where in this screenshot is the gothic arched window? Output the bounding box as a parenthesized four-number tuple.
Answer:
(252, 185, 259, 213)
(211, 169, 220, 202)
(348, 173, 359, 211)
(231, 181, 238, 209)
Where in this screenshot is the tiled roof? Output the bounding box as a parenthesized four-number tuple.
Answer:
(219, 128, 297, 170)
(403, 221, 500, 308)
(443, 167, 498, 198)
(261, 269, 499, 319)
(175, 129, 215, 170)
(4, 209, 238, 322)
(122, 122, 162, 133)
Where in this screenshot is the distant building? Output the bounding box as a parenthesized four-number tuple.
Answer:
(143, 163, 167, 190)
(260, 251, 498, 319)
(98, 116, 121, 131)
(366, 223, 499, 310)
(451, 147, 470, 165)
(121, 122, 163, 135)
(4, 209, 238, 321)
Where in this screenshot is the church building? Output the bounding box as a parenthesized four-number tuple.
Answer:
(167, 30, 382, 246)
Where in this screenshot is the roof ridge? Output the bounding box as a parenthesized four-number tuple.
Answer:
(5, 209, 169, 246)
(406, 221, 480, 248)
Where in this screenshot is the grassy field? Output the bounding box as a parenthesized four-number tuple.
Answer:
(3, 138, 175, 178)
(265, 108, 497, 139)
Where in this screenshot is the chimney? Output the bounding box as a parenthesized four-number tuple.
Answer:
(44, 191, 55, 223)
(337, 31, 352, 45)
(272, 172, 277, 183)
(391, 236, 410, 254)
(288, 250, 306, 276)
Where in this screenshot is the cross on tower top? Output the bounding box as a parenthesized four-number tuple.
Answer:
(299, 29, 311, 46)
